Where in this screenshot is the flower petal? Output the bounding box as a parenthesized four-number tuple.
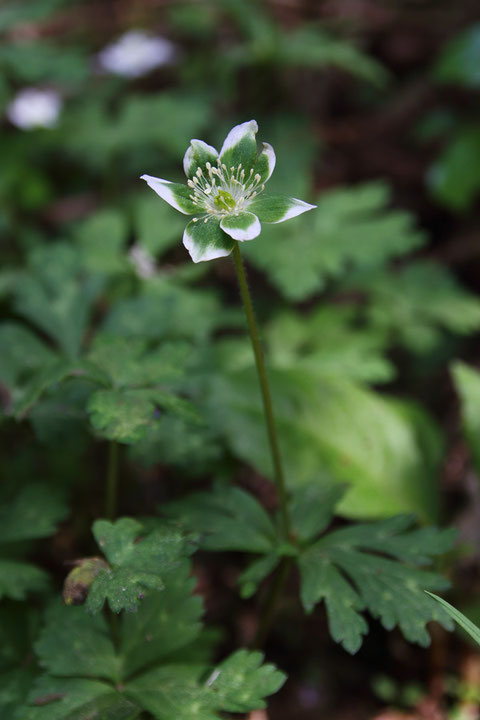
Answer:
(254, 142, 276, 183)
(140, 175, 196, 215)
(248, 194, 316, 223)
(220, 212, 261, 241)
(183, 139, 218, 179)
(219, 120, 258, 172)
(183, 216, 235, 263)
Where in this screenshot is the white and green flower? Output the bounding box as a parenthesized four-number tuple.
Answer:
(141, 119, 316, 263)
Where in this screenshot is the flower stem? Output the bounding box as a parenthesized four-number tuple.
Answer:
(231, 242, 291, 538)
(105, 440, 119, 521)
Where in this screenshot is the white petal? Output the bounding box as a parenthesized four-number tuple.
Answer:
(269, 198, 317, 223)
(257, 142, 276, 182)
(140, 174, 192, 215)
(183, 139, 218, 177)
(220, 212, 261, 241)
(219, 119, 258, 159)
(182, 223, 234, 263)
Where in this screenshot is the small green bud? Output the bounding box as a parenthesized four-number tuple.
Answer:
(63, 557, 109, 606)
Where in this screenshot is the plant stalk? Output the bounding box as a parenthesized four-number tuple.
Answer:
(253, 558, 292, 649)
(231, 242, 291, 538)
(105, 440, 119, 521)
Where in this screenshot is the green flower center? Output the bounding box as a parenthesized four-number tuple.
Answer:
(187, 162, 264, 218)
(214, 189, 236, 211)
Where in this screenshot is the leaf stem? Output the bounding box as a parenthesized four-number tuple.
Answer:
(231, 242, 291, 538)
(253, 558, 292, 649)
(105, 440, 119, 521)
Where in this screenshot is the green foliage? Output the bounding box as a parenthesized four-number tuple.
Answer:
(451, 362, 480, 475)
(427, 127, 480, 211)
(244, 181, 426, 301)
(0, 1, 475, 716)
(207, 367, 443, 521)
(83, 518, 191, 613)
(22, 563, 285, 720)
(434, 23, 480, 88)
(0, 483, 67, 600)
(366, 262, 480, 353)
(167, 483, 455, 653)
(427, 594, 480, 647)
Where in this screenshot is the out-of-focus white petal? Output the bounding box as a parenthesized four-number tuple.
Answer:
(6, 88, 62, 130)
(97, 30, 177, 77)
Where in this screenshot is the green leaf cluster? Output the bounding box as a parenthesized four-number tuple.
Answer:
(20, 562, 284, 720)
(167, 483, 455, 654)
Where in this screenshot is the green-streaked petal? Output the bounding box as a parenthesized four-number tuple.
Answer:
(254, 142, 276, 183)
(183, 216, 235, 263)
(183, 139, 218, 179)
(140, 175, 196, 215)
(248, 193, 316, 223)
(219, 120, 258, 172)
(220, 212, 261, 241)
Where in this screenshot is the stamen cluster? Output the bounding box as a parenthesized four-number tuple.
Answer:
(187, 161, 265, 223)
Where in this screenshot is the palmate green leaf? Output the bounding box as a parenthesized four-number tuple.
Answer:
(120, 565, 203, 677)
(103, 279, 229, 343)
(85, 336, 199, 444)
(277, 25, 388, 86)
(86, 518, 190, 613)
(11, 244, 104, 358)
(35, 602, 120, 681)
(366, 261, 480, 353)
(299, 517, 454, 654)
(21, 677, 140, 720)
(26, 562, 284, 719)
(206, 648, 286, 713)
(164, 484, 278, 553)
(207, 367, 442, 521)
(265, 308, 394, 384)
(244, 181, 425, 301)
(87, 388, 197, 444)
(0, 560, 48, 601)
(451, 362, 480, 474)
(125, 650, 286, 720)
(87, 336, 189, 389)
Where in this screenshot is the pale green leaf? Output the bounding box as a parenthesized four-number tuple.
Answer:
(426, 593, 480, 646)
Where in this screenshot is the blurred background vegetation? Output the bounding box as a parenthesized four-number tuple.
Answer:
(1, 1, 480, 718)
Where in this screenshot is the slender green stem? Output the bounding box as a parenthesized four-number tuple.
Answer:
(105, 440, 120, 656)
(253, 558, 292, 649)
(232, 242, 291, 538)
(105, 440, 119, 521)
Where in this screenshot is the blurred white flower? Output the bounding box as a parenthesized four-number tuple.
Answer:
(128, 244, 156, 279)
(97, 30, 177, 78)
(6, 88, 62, 130)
